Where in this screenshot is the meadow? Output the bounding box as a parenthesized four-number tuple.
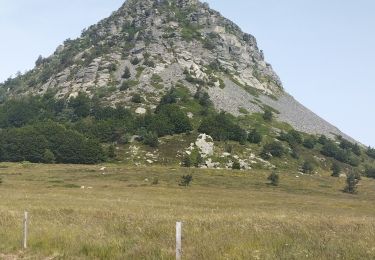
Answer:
(0, 163, 375, 259)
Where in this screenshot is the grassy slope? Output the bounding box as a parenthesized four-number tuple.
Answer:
(0, 163, 375, 259)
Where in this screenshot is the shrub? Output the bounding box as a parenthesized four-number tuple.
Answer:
(267, 172, 279, 186)
(278, 130, 302, 146)
(331, 162, 341, 177)
(263, 110, 273, 122)
(198, 112, 247, 143)
(184, 147, 204, 168)
(261, 142, 284, 159)
(181, 154, 192, 168)
(43, 149, 55, 164)
(144, 59, 155, 68)
(68, 92, 92, 118)
(131, 57, 140, 65)
(179, 174, 193, 187)
(107, 144, 116, 159)
(120, 80, 138, 91)
(302, 161, 315, 174)
(344, 171, 361, 194)
(365, 168, 375, 179)
(321, 140, 359, 166)
(303, 137, 316, 149)
(194, 89, 212, 107)
(232, 160, 241, 170)
(131, 94, 143, 103)
(318, 135, 329, 145)
(122, 66, 131, 79)
(248, 129, 262, 144)
(152, 177, 159, 185)
(366, 147, 375, 159)
(142, 132, 159, 148)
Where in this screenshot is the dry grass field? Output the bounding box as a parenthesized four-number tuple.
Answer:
(0, 162, 375, 259)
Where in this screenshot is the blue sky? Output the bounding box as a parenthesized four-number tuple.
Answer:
(0, 0, 374, 146)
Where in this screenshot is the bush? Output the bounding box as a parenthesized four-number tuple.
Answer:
(183, 148, 204, 168)
(278, 130, 302, 146)
(344, 171, 361, 194)
(303, 137, 316, 149)
(152, 177, 159, 185)
(179, 174, 193, 187)
(248, 129, 262, 144)
(331, 162, 341, 177)
(120, 80, 138, 91)
(194, 89, 211, 107)
(365, 168, 375, 179)
(232, 160, 241, 170)
(263, 110, 273, 122)
(321, 141, 359, 166)
(0, 122, 105, 164)
(302, 161, 315, 174)
(43, 149, 55, 164)
(366, 147, 375, 159)
(261, 142, 284, 159)
(131, 57, 140, 65)
(142, 132, 159, 148)
(107, 144, 116, 159)
(198, 112, 247, 143)
(267, 172, 279, 186)
(181, 154, 192, 168)
(131, 94, 143, 103)
(122, 66, 131, 79)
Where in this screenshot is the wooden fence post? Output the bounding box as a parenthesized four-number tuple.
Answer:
(23, 211, 28, 249)
(176, 221, 182, 260)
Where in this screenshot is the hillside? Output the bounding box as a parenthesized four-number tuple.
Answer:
(0, 0, 374, 176)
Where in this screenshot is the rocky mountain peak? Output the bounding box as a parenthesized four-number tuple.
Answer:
(0, 0, 352, 141)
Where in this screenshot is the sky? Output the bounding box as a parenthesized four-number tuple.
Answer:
(0, 0, 374, 146)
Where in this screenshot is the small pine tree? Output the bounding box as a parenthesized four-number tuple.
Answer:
(122, 66, 131, 79)
(179, 174, 193, 187)
(43, 149, 55, 164)
(344, 171, 361, 194)
(331, 162, 341, 177)
(107, 144, 116, 159)
(267, 172, 279, 186)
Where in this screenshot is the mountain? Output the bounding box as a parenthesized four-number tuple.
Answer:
(1, 0, 374, 173)
(0, 0, 349, 140)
